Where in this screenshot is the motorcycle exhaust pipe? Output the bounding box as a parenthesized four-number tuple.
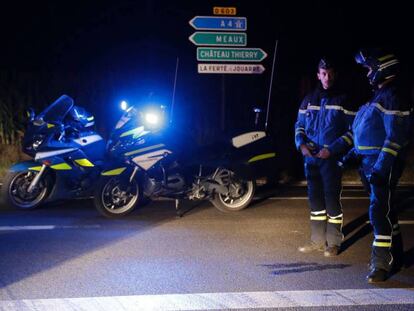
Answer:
(27, 164, 47, 193)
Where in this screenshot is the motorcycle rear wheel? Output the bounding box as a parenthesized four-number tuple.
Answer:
(1, 170, 51, 209)
(94, 176, 140, 218)
(211, 170, 256, 212)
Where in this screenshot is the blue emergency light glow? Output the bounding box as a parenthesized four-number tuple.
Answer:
(120, 101, 128, 111)
(145, 112, 159, 125)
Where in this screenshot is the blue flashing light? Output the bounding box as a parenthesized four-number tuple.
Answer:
(120, 101, 128, 111)
(145, 112, 159, 125)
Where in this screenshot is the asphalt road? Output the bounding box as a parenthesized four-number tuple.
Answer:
(1, 186, 414, 310)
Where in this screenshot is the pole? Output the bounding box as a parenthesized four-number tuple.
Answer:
(221, 74, 226, 131)
(265, 40, 279, 131)
(170, 57, 179, 124)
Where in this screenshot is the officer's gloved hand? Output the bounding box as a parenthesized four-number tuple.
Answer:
(369, 171, 386, 186)
(338, 148, 360, 169)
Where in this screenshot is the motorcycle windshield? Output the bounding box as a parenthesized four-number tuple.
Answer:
(115, 106, 140, 129)
(36, 95, 74, 123)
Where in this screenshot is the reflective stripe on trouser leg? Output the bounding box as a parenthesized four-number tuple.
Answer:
(305, 162, 327, 245)
(320, 159, 343, 247)
(327, 214, 343, 247)
(372, 234, 393, 271)
(363, 156, 394, 271)
(310, 210, 327, 244)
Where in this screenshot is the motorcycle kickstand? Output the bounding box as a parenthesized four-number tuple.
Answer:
(175, 199, 183, 218)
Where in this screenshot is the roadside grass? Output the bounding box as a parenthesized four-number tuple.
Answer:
(0, 144, 28, 180)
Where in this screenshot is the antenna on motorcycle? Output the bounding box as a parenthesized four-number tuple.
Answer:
(170, 56, 179, 124)
(265, 39, 279, 131)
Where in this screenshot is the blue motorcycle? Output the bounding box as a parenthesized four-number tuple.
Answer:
(93, 102, 277, 218)
(1, 95, 105, 209)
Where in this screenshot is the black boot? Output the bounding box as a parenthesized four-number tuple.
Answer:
(392, 233, 404, 272)
(367, 268, 388, 283)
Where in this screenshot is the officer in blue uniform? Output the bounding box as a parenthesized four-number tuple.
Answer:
(351, 49, 412, 282)
(295, 58, 356, 257)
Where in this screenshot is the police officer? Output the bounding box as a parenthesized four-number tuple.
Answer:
(295, 58, 355, 257)
(351, 49, 412, 282)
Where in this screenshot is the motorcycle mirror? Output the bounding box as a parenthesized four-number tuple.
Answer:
(26, 108, 35, 121)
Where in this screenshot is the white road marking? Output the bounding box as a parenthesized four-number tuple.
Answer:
(365, 220, 414, 225)
(269, 196, 369, 200)
(1, 288, 414, 310)
(0, 225, 101, 231)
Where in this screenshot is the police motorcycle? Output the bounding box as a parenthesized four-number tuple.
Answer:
(1, 95, 105, 209)
(94, 101, 276, 218)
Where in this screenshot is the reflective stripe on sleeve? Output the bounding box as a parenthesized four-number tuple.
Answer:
(373, 103, 411, 116)
(342, 135, 353, 145)
(324, 105, 357, 115)
(382, 147, 398, 156)
(358, 146, 382, 151)
(385, 140, 401, 150)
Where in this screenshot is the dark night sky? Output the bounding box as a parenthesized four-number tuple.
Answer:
(2, 1, 412, 70)
(1, 0, 413, 174)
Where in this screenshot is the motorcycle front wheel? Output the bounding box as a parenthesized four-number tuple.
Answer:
(211, 169, 256, 212)
(94, 176, 140, 218)
(1, 170, 51, 209)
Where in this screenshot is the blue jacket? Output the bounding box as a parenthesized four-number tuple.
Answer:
(352, 80, 412, 177)
(295, 85, 355, 157)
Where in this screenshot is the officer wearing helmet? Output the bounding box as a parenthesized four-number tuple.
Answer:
(295, 58, 356, 257)
(342, 49, 412, 282)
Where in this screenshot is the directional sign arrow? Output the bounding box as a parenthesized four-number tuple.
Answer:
(189, 32, 247, 46)
(189, 16, 247, 31)
(197, 47, 267, 62)
(198, 63, 265, 74)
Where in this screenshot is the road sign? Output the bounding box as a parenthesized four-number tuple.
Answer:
(213, 7, 237, 15)
(197, 47, 267, 62)
(189, 16, 247, 31)
(198, 63, 265, 74)
(189, 32, 247, 46)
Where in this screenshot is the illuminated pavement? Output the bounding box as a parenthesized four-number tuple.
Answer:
(0, 186, 413, 310)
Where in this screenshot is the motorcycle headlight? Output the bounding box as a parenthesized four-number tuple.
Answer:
(145, 112, 160, 125)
